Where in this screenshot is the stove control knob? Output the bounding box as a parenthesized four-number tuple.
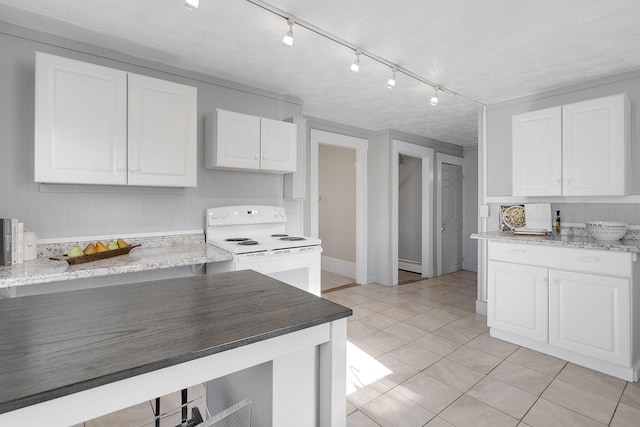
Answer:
(211, 212, 219, 219)
(220, 212, 227, 219)
(272, 210, 278, 217)
(279, 210, 285, 217)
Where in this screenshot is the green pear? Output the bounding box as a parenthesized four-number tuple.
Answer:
(107, 239, 118, 250)
(68, 245, 84, 258)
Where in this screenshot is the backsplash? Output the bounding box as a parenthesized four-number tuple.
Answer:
(38, 233, 205, 258)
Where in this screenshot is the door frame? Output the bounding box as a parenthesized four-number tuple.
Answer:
(436, 153, 464, 276)
(391, 140, 434, 285)
(310, 129, 368, 285)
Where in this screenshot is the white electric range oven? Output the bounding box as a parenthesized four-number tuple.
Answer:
(205, 205, 322, 296)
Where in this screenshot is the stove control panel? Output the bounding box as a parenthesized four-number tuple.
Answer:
(206, 206, 286, 226)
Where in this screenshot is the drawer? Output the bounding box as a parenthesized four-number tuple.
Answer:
(488, 241, 632, 277)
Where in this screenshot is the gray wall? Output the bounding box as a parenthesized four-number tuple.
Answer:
(0, 23, 301, 239)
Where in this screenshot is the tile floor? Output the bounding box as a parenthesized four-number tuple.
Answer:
(72, 270, 640, 426)
(322, 269, 356, 291)
(321, 270, 640, 427)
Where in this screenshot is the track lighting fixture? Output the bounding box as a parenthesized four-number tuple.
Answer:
(350, 50, 361, 72)
(184, 0, 199, 10)
(386, 68, 397, 89)
(243, 0, 481, 107)
(430, 87, 439, 106)
(282, 19, 294, 46)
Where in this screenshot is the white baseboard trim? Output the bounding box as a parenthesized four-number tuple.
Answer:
(322, 256, 356, 279)
(463, 261, 478, 272)
(476, 300, 487, 315)
(398, 259, 422, 274)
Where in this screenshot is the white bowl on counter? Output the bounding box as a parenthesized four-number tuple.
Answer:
(585, 221, 628, 241)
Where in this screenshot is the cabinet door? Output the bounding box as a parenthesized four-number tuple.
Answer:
(260, 118, 296, 172)
(34, 52, 127, 185)
(127, 74, 197, 187)
(512, 107, 562, 196)
(549, 270, 630, 367)
(562, 94, 629, 196)
(488, 261, 548, 342)
(213, 109, 261, 170)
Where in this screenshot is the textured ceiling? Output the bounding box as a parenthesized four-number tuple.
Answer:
(1, 0, 639, 146)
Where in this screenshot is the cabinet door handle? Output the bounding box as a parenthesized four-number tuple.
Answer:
(263, 155, 267, 160)
(549, 279, 560, 286)
(575, 256, 600, 263)
(536, 277, 548, 283)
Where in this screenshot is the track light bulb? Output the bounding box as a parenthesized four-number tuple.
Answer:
(350, 51, 361, 72)
(430, 88, 439, 106)
(386, 69, 397, 89)
(184, 0, 199, 10)
(282, 20, 294, 46)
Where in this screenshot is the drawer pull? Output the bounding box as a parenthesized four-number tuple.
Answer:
(575, 256, 600, 263)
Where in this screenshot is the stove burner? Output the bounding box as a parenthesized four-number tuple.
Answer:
(279, 236, 306, 241)
(237, 240, 259, 246)
(271, 234, 288, 237)
(225, 238, 251, 242)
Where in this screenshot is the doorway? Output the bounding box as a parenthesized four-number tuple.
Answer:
(391, 140, 434, 286)
(310, 130, 368, 285)
(398, 153, 423, 283)
(437, 154, 464, 275)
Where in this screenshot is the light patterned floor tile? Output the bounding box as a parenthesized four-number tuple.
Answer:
(621, 381, 640, 410)
(467, 376, 537, 419)
(375, 354, 420, 387)
(439, 395, 518, 427)
(556, 363, 626, 401)
(467, 333, 519, 359)
(424, 358, 485, 392)
(523, 398, 606, 427)
(85, 401, 155, 427)
(347, 379, 391, 408)
(387, 343, 442, 371)
(446, 345, 503, 374)
(610, 402, 640, 427)
(358, 330, 408, 353)
(383, 321, 428, 341)
(348, 320, 380, 339)
(361, 389, 436, 427)
(360, 313, 400, 330)
(542, 379, 618, 425)
(414, 333, 463, 356)
(432, 323, 483, 344)
(506, 347, 567, 377)
(394, 372, 462, 414)
(347, 401, 358, 415)
(425, 416, 456, 426)
(489, 360, 554, 396)
(347, 410, 381, 427)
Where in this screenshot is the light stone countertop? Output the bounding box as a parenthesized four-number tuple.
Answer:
(0, 243, 232, 289)
(471, 231, 640, 253)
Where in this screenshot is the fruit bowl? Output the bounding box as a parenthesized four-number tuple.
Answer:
(585, 221, 628, 241)
(50, 244, 141, 265)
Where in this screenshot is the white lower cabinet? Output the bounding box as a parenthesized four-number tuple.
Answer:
(487, 241, 638, 381)
(488, 261, 548, 342)
(549, 270, 630, 367)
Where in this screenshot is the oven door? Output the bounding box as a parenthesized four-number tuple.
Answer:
(234, 246, 322, 296)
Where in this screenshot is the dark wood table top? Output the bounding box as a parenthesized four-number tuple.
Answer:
(0, 270, 351, 414)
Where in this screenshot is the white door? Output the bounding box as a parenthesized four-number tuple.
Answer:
(127, 74, 197, 187)
(562, 94, 628, 196)
(512, 106, 562, 196)
(549, 269, 630, 366)
(441, 163, 463, 274)
(34, 52, 127, 185)
(215, 109, 261, 170)
(260, 118, 296, 172)
(488, 261, 548, 343)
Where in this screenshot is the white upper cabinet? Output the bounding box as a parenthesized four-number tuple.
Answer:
(35, 52, 128, 185)
(127, 74, 197, 187)
(562, 94, 629, 196)
(260, 117, 296, 172)
(34, 52, 197, 187)
(512, 107, 562, 196)
(205, 109, 296, 173)
(512, 93, 629, 197)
